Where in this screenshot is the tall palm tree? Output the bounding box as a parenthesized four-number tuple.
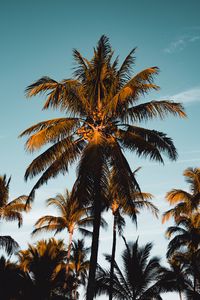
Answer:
(108, 168, 158, 300)
(162, 168, 200, 223)
(18, 238, 67, 300)
(32, 189, 107, 273)
(20, 35, 185, 299)
(96, 238, 163, 299)
(68, 239, 90, 299)
(0, 174, 29, 254)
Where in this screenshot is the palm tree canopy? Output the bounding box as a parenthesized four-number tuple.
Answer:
(163, 168, 200, 223)
(0, 174, 29, 226)
(69, 239, 90, 286)
(32, 189, 107, 237)
(96, 239, 163, 299)
(20, 35, 186, 204)
(18, 238, 67, 299)
(166, 213, 200, 258)
(0, 174, 30, 254)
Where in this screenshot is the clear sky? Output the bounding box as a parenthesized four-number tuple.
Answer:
(1, 1, 200, 299)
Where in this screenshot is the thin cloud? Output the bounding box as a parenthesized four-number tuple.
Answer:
(164, 35, 200, 54)
(170, 87, 200, 104)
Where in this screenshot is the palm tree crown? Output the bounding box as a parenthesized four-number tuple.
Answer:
(163, 168, 200, 223)
(20, 35, 185, 203)
(0, 174, 29, 254)
(18, 238, 67, 300)
(96, 238, 163, 299)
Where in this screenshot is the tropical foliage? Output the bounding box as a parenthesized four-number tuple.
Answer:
(0, 175, 29, 254)
(3, 34, 200, 300)
(162, 168, 200, 223)
(95, 238, 163, 299)
(20, 35, 185, 299)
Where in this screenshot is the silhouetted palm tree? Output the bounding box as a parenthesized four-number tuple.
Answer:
(20, 35, 185, 299)
(0, 174, 29, 254)
(0, 255, 27, 299)
(68, 239, 90, 299)
(166, 213, 200, 258)
(18, 238, 67, 300)
(162, 168, 200, 223)
(158, 258, 191, 300)
(96, 238, 163, 299)
(108, 168, 158, 300)
(32, 189, 107, 273)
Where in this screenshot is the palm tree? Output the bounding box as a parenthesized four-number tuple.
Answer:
(108, 168, 158, 300)
(68, 239, 90, 299)
(0, 255, 26, 300)
(20, 35, 185, 299)
(165, 214, 200, 297)
(166, 213, 200, 258)
(162, 168, 200, 223)
(32, 189, 107, 274)
(175, 250, 200, 298)
(0, 174, 29, 254)
(96, 238, 163, 299)
(18, 238, 67, 300)
(158, 258, 191, 300)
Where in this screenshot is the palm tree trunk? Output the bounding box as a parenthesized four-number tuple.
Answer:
(178, 290, 183, 300)
(86, 191, 101, 300)
(109, 214, 117, 300)
(66, 231, 73, 274)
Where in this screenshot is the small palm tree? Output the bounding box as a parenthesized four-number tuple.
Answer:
(68, 239, 90, 299)
(175, 250, 200, 298)
(108, 168, 158, 300)
(20, 35, 185, 299)
(96, 238, 163, 299)
(0, 255, 27, 300)
(32, 189, 107, 272)
(18, 238, 67, 300)
(166, 213, 200, 258)
(158, 258, 191, 300)
(0, 174, 29, 254)
(162, 168, 200, 223)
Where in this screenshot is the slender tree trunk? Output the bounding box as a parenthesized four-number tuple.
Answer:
(109, 214, 117, 300)
(178, 290, 183, 300)
(66, 231, 73, 274)
(86, 191, 101, 300)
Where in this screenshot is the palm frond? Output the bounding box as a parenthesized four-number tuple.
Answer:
(0, 235, 19, 255)
(117, 48, 136, 83)
(165, 189, 192, 204)
(118, 129, 165, 163)
(124, 100, 186, 122)
(24, 137, 82, 181)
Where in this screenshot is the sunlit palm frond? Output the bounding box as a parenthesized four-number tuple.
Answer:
(25, 76, 58, 97)
(166, 189, 192, 205)
(0, 175, 10, 207)
(183, 167, 200, 194)
(24, 138, 82, 181)
(0, 210, 23, 227)
(20, 118, 80, 149)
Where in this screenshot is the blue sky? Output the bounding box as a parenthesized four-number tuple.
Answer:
(1, 1, 200, 298)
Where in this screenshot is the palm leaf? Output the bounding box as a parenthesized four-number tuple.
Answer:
(0, 235, 19, 255)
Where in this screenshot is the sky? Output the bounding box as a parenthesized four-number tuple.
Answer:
(0, 0, 200, 299)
